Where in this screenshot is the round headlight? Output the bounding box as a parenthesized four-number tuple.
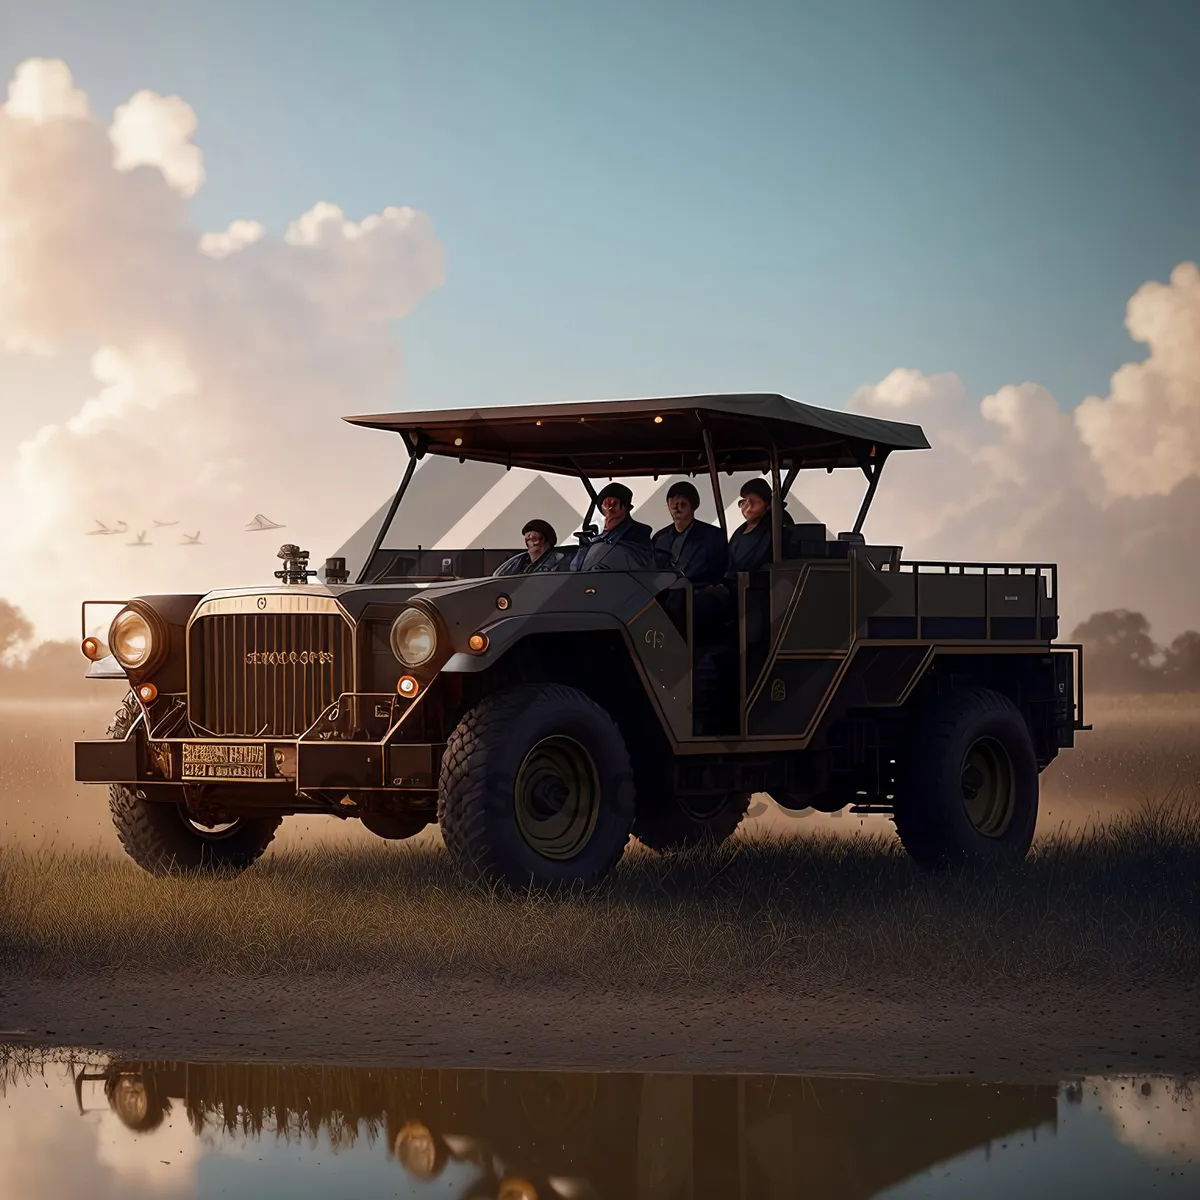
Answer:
(109, 607, 156, 670)
(390, 608, 438, 667)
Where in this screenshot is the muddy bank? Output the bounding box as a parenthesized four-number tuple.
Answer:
(2, 972, 1196, 1083)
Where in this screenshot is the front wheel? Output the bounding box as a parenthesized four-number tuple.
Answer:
(893, 686, 1038, 868)
(438, 684, 635, 889)
(106, 695, 280, 876)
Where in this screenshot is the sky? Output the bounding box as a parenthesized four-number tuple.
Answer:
(1, 0, 1199, 643)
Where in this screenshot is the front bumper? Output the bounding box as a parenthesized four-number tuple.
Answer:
(75, 736, 442, 791)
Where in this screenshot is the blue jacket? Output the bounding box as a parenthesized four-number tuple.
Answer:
(651, 519, 729, 586)
(569, 515, 654, 571)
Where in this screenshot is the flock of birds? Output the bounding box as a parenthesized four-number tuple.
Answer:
(84, 514, 286, 546)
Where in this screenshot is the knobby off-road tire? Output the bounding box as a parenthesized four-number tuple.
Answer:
(894, 686, 1038, 869)
(438, 684, 635, 889)
(633, 786, 750, 853)
(107, 695, 281, 876)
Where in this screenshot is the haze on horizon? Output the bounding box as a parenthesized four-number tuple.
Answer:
(2, 1, 1200, 650)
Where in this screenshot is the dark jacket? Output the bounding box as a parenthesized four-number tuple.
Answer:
(651, 519, 729, 586)
(569, 515, 654, 571)
(492, 548, 569, 577)
(727, 510, 795, 574)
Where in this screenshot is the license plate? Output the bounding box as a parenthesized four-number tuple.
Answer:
(182, 742, 267, 780)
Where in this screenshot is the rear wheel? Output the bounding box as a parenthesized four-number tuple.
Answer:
(106, 695, 280, 876)
(894, 686, 1038, 868)
(438, 684, 635, 889)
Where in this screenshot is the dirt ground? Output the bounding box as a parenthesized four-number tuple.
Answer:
(2, 691, 1198, 1080)
(2, 973, 1196, 1084)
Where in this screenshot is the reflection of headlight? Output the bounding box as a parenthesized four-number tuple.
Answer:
(390, 608, 438, 667)
(393, 1121, 443, 1179)
(109, 607, 156, 670)
(498, 1179, 539, 1200)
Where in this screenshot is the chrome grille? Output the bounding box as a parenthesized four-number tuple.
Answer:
(188, 612, 354, 737)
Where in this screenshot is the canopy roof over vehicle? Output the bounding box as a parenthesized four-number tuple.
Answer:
(344, 393, 930, 477)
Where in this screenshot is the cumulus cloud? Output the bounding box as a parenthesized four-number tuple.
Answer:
(109, 88, 205, 196)
(827, 258, 1200, 639)
(0, 58, 444, 642)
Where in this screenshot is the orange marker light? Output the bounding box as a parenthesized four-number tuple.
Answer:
(468, 633, 489, 652)
(136, 682, 158, 703)
(496, 594, 511, 610)
(397, 675, 420, 697)
(81, 636, 105, 661)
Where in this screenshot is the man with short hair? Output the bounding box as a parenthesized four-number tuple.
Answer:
(569, 482, 653, 571)
(493, 519, 568, 576)
(651, 480, 728, 585)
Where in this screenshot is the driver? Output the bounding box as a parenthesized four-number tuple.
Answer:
(569, 483, 653, 571)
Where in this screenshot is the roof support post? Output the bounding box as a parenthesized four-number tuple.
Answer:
(851, 448, 888, 536)
(769, 443, 783, 564)
(355, 431, 424, 584)
(572, 459, 601, 529)
(701, 425, 727, 536)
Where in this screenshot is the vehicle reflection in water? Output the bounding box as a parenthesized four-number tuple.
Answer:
(57, 1058, 1067, 1197)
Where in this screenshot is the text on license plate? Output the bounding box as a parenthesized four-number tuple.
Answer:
(181, 742, 267, 780)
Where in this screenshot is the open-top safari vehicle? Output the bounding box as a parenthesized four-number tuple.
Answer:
(75, 393, 1087, 887)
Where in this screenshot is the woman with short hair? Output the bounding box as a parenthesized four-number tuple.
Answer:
(727, 478, 794, 574)
(493, 519, 568, 576)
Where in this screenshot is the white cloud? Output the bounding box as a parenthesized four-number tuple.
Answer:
(4, 58, 89, 123)
(198, 219, 264, 258)
(0, 57, 445, 641)
(109, 89, 205, 197)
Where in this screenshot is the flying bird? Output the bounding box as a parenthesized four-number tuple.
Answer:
(86, 519, 127, 536)
(153, 518, 180, 527)
(127, 530, 151, 547)
(182, 531, 202, 544)
(245, 514, 285, 531)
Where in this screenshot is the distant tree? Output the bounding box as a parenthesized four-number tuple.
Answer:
(0, 599, 33, 662)
(1069, 609, 1163, 692)
(1162, 629, 1200, 690)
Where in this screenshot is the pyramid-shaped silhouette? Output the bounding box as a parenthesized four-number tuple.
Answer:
(329, 460, 827, 582)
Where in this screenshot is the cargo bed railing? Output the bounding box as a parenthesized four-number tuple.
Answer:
(895, 559, 1057, 643)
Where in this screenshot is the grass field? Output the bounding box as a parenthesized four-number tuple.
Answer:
(1, 791, 1196, 993)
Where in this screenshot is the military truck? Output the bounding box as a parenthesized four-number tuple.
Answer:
(75, 394, 1087, 887)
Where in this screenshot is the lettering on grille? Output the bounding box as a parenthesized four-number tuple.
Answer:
(245, 650, 336, 666)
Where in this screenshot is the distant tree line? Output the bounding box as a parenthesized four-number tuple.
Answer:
(1070, 609, 1200, 692)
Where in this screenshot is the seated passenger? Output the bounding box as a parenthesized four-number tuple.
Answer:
(727, 478, 794, 574)
(493, 519, 569, 576)
(651, 481, 729, 586)
(569, 483, 653, 571)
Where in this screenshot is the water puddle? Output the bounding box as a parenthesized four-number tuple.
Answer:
(0, 1051, 1195, 1196)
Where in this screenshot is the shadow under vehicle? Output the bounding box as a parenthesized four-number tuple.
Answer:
(70, 1057, 1059, 1198)
(74, 393, 1088, 886)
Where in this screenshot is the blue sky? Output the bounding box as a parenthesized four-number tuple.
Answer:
(4, 0, 1199, 414)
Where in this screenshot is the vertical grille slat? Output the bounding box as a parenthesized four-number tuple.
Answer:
(188, 609, 352, 737)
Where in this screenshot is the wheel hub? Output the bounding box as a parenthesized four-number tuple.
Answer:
(513, 735, 601, 860)
(960, 737, 1015, 838)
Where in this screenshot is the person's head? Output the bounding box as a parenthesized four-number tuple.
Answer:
(738, 479, 772, 526)
(522, 519, 556, 560)
(595, 482, 634, 529)
(666, 481, 700, 528)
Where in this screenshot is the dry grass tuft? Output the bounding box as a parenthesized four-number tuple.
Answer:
(1, 793, 1197, 993)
